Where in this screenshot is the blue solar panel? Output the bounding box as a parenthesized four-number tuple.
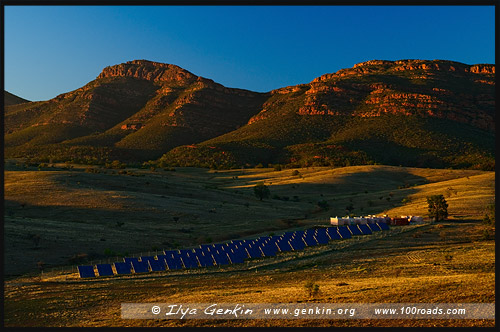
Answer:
(187, 254, 200, 268)
(78, 265, 96, 278)
(347, 225, 363, 236)
(314, 233, 330, 244)
(358, 224, 372, 235)
(165, 255, 183, 270)
(377, 222, 390, 230)
(200, 244, 212, 251)
(326, 227, 342, 240)
(213, 244, 226, 251)
(268, 236, 281, 244)
(140, 256, 155, 263)
(294, 230, 305, 238)
(193, 253, 211, 267)
(260, 244, 278, 257)
(303, 235, 318, 246)
(124, 257, 140, 265)
(195, 252, 211, 265)
(336, 226, 352, 239)
(131, 260, 149, 273)
(303, 229, 315, 236)
(315, 228, 328, 237)
(148, 259, 166, 272)
(233, 247, 249, 259)
(114, 262, 132, 275)
(212, 252, 230, 265)
(179, 249, 194, 256)
(180, 253, 199, 269)
(367, 223, 381, 232)
(227, 251, 245, 264)
(276, 240, 293, 252)
(237, 242, 251, 250)
(156, 254, 167, 263)
(96, 264, 114, 277)
(281, 232, 294, 240)
(246, 245, 263, 258)
(289, 238, 306, 250)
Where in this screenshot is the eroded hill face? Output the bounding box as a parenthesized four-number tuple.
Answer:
(4, 59, 495, 168)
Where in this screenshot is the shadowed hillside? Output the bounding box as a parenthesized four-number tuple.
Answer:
(4, 90, 30, 106)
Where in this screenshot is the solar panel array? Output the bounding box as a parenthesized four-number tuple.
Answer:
(77, 222, 390, 278)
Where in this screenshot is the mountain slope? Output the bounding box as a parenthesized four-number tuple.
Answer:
(4, 91, 30, 106)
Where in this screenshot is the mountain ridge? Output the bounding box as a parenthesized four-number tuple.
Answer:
(4, 59, 495, 170)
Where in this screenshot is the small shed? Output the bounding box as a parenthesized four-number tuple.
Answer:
(330, 217, 344, 226)
(411, 216, 424, 223)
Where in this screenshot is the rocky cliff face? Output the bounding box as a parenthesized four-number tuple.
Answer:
(97, 60, 198, 85)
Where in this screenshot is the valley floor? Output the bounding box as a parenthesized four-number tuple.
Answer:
(3, 162, 495, 327)
(4, 221, 495, 327)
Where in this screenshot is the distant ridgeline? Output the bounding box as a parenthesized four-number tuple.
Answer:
(4, 59, 495, 170)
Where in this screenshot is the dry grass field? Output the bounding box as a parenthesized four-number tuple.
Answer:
(3, 161, 495, 327)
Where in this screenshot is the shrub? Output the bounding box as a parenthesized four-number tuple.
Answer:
(317, 200, 329, 210)
(482, 229, 493, 240)
(304, 280, 320, 298)
(254, 182, 270, 201)
(401, 197, 411, 204)
(106, 160, 126, 169)
(292, 170, 300, 176)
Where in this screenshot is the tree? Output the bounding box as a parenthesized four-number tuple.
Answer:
(254, 182, 270, 201)
(427, 195, 448, 222)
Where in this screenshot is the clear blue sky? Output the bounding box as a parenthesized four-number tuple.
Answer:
(4, 5, 495, 101)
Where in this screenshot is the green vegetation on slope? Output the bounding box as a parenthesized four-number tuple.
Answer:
(158, 115, 494, 170)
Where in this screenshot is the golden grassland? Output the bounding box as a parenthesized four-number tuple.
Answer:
(3, 161, 495, 327)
